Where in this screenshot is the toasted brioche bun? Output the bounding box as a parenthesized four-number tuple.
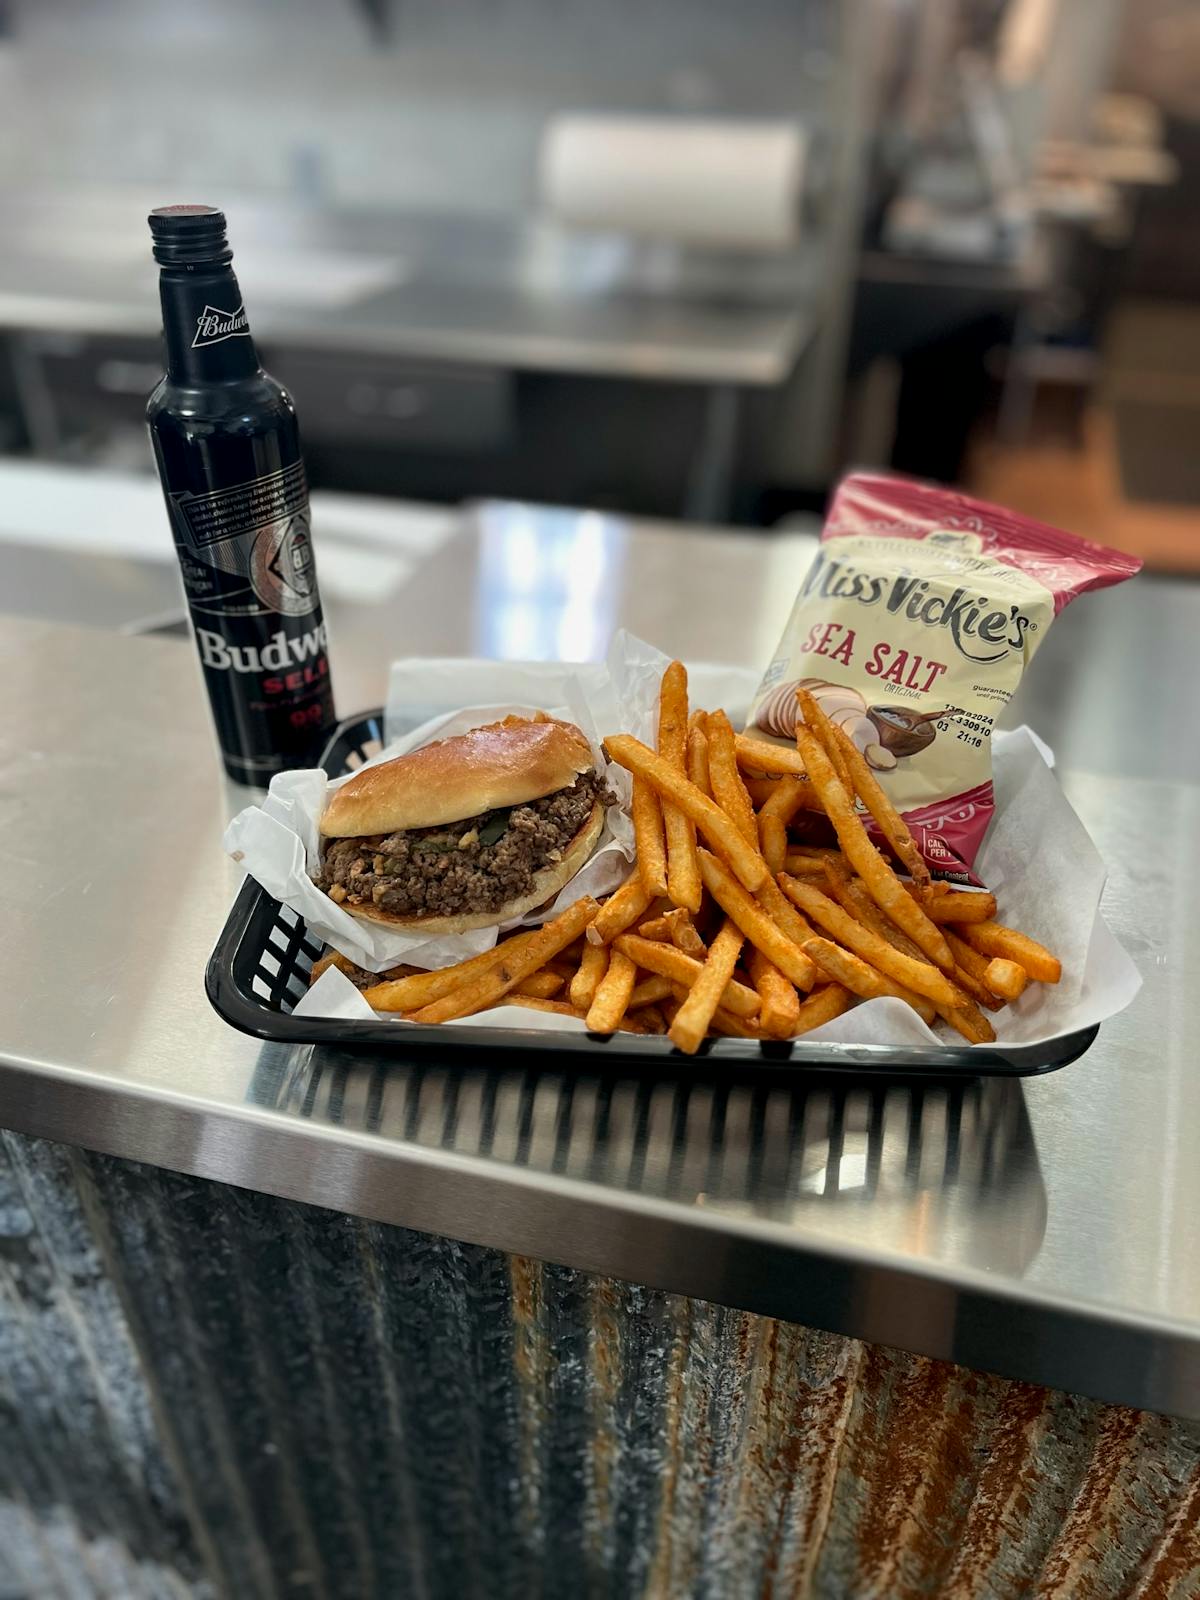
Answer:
(338, 800, 604, 935)
(320, 715, 594, 839)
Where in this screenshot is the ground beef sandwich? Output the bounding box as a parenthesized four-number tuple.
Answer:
(315, 715, 609, 934)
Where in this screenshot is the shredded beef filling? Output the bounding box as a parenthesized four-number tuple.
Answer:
(317, 771, 608, 918)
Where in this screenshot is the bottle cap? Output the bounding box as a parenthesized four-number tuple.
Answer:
(149, 205, 232, 266)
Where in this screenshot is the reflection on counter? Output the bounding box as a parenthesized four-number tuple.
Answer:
(475, 504, 625, 662)
(250, 1044, 1046, 1278)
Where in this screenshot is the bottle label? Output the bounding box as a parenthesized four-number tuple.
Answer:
(192, 303, 250, 348)
(168, 460, 319, 618)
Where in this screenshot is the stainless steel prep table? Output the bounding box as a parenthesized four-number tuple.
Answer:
(0, 193, 813, 386)
(1, 507, 1196, 1424)
(0, 192, 818, 521)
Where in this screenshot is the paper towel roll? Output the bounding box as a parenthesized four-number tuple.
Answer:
(539, 115, 805, 251)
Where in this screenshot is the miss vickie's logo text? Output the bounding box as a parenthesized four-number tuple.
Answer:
(799, 546, 1036, 669)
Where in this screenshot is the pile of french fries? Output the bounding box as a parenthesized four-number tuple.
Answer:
(313, 662, 1062, 1055)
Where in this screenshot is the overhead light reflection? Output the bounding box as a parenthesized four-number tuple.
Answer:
(556, 513, 609, 661)
(476, 503, 625, 662)
(801, 1152, 870, 1195)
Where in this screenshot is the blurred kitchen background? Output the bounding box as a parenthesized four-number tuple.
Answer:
(1, 0, 1197, 605)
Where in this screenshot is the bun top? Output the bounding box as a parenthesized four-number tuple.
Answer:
(320, 715, 595, 838)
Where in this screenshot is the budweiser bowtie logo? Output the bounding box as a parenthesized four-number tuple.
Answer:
(192, 304, 249, 347)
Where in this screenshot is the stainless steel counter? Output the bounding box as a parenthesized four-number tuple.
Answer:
(1, 508, 1197, 1419)
(0, 191, 813, 386)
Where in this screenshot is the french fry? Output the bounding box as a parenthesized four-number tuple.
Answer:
(944, 928, 993, 980)
(311, 951, 427, 988)
(876, 915, 998, 1036)
(666, 828, 702, 914)
(931, 894, 996, 924)
(498, 995, 587, 1023)
(748, 947, 801, 1038)
(782, 851, 829, 878)
(628, 974, 675, 1010)
(697, 849, 819, 992)
(820, 851, 852, 889)
(792, 846, 845, 868)
(635, 914, 673, 941)
(933, 891, 996, 924)
(744, 776, 784, 807)
(631, 777, 669, 898)
(634, 1004, 668, 1034)
(931, 889, 998, 923)
(796, 688, 853, 793)
(778, 875, 964, 1011)
(310, 950, 359, 985)
(753, 875, 818, 991)
(757, 775, 814, 828)
(800, 935, 936, 1023)
(831, 724, 930, 890)
(792, 983, 854, 1036)
(603, 735, 769, 893)
(941, 929, 1006, 1011)
(826, 876, 979, 1031)
(669, 919, 745, 1054)
(827, 871, 889, 930)
(411, 896, 599, 1023)
(835, 877, 985, 1007)
(664, 907, 707, 959)
(363, 935, 534, 1012)
(956, 920, 1062, 984)
(707, 1004, 768, 1040)
(759, 812, 788, 875)
(569, 941, 610, 1009)
(937, 995, 996, 1044)
(658, 659, 689, 761)
(835, 873, 984, 999)
(734, 734, 808, 779)
(985, 957, 1029, 1001)
(904, 883, 998, 923)
(686, 724, 712, 799)
(952, 966, 1005, 1012)
(516, 971, 566, 999)
(707, 710, 759, 846)
(587, 869, 656, 946)
(656, 661, 702, 913)
(612, 934, 760, 1018)
(664, 986, 767, 1038)
(795, 727, 954, 972)
(586, 948, 638, 1033)
(497, 994, 649, 1033)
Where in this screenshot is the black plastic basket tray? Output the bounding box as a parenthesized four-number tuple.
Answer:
(206, 711, 1099, 1078)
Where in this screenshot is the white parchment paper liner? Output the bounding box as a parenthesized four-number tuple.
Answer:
(227, 631, 1140, 1046)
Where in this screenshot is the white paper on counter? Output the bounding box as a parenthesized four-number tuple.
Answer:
(228, 632, 1140, 1048)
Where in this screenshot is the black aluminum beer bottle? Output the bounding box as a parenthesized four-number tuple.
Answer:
(146, 205, 336, 785)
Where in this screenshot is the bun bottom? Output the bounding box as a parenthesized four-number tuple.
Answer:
(341, 801, 605, 936)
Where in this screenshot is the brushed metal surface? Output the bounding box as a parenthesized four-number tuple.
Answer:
(0, 509, 1197, 1415)
(0, 194, 812, 386)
